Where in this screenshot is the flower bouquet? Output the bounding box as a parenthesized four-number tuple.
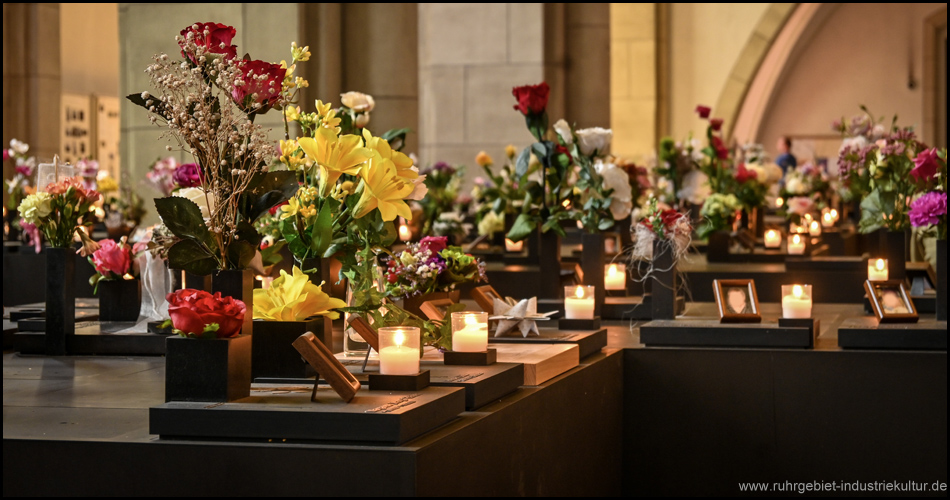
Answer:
(418, 161, 467, 240)
(88, 237, 143, 321)
(630, 198, 691, 319)
(167, 288, 246, 338)
(17, 178, 100, 250)
(383, 236, 487, 299)
(697, 193, 741, 240)
(4, 139, 37, 243)
(779, 162, 830, 224)
(253, 266, 346, 322)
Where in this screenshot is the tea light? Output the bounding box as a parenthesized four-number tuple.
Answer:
(821, 208, 835, 228)
(781, 284, 813, 319)
(787, 234, 806, 255)
(398, 224, 411, 242)
(604, 263, 626, 290)
(830, 208, 839, 222)
(564, 285, 595, 319)
(809, 220, 822, 236)
(378, 327, 420, 375)
(775, 197, 784, 208)
(451, 312, 489, 352)
(504, 238, 523, 252)
(764, 229, 782, 249)
(789, 222, 805, 234)
(867, 258, 888, 281)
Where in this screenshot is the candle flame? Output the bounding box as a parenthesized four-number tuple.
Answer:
(464, 314, 479, 326)
(123, 273, 134, 280)
(766, 229, 776, 238)
(393, 330, 406, 347)
(608, 264, 618, 277)
(562, 199, 571, 209)
(574, 286, 585, 299)
(776, 198, 784, 208)
(810, 221, 819, 230)
(793, 284, 803, 299)
(830, 209, 838, 219)
(823, 213, 833, 222)
(792, 234, 801, 244)
(875, 259, 885, 271)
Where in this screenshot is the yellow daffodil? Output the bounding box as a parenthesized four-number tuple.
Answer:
(297, 127, 371, 197)
(253, 266, 346, 321)
(361, 129, 416, 181)
(353, 151, 414, 221)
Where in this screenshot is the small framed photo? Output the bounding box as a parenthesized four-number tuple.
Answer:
(419, 298, 456, 321)
(713, 279, 762, 323)
(471, 285, 504, 313)
(864, 280, 919, 323)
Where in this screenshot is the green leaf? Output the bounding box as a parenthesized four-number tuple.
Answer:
(227, 239, 257, 270)
(167, 239, 219, 275)
(515, 146, 532, 177)
(379, 221, 397, 247)
(598, 218, 615, 231)
(154, 197, 214, 247)
(234, 220, 263, 249)
(380, 127, 412, 151)
(239, 170, 299, 223)
(507, 213, 538, 242)
(309, 202, 333, 256)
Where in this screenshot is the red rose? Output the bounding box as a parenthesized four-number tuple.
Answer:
(555, 144, 573, 163)
(512, 82, 550, 115)
(711, 136, 730, 160)
(659, 209, 684, 228)
(735, 163, 757, 184)
(179, 22, 238, 65)
(710, 118, 723, 131)
(911, 147, 940, 183)
(166, 288, 246, 338)
(419, 236, 449, 256)
(232, 59, 287, 114)
(695, 105, 711, 119)
(92, 239, 132, 277)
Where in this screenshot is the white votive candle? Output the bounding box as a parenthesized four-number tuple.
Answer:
(605, 263, 626, 290)
(564, 285, 595, 319)
(451, 312, 488, 352)
(504, 238, 523, 252)
(821, 209, 835, 228)
(787, 234, 806, 255)
(781, 284, 813, 319)
(764, 229, 782, 249)
(809, 220, 822, 236)
(398, 224, 411, 242)
(378, 327, 420, 375)
(867, 258, 888, 281)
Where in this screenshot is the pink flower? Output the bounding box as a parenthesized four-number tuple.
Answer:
(173, 163, 203, 187)
(15, 164, 33, 177)
(911, 148, 940, 183)
(179, 22, 237, 65)
(92, 239, 132, 277)
(695, 105, 711, 119)
(909, 191, 946, 228)
(3, 150, 9, 162)
(419, 236, 448, 256)
(166, 289, 246, 338)
(231, 59, 286, 114)
(786, 196, 815, 216)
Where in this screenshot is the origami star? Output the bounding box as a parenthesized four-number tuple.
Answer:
(492, 297, 540, 338)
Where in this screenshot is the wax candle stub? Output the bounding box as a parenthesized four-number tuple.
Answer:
(809, 221, 822, 236)
(378, 327, 420, 375)
(564, 286, 595, 319)
(764, 229, 782, 249)
(781, 284, 812, 319)
(505, 238, 523, 253)
(451, 312, 488, 352)
(398, 224, 411, 242)
(787, 234, 806, 255)
(604, 263, 626, 290)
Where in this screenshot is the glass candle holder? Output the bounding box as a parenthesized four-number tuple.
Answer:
(808, 220, 822, 236)
(764, 229, 782, 249)
(378, 326, 420, 375)
(821, 208, 835, 228)
(867, 258, 888, 281)
(564, 285, 595, 319)
(35, 162, 76, 193)
(451, 311, 489, 352)
(781, 284, 813, 318)
(604, 263, 626, 290)
(398, 224, 411, 242)
(504, 238, 524, 252)
(787, 234, 806, 255)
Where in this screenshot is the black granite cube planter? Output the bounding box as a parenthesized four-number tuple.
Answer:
(538, 230, 562, 299)
(651, 239, 682, 320)
(165, 334, 251, 402)
(252, 317, 330, 379)
(937, 239, 946, 321)
(580, 232, 605, 317)
(368, 370, 430, 391)
(211, 269, 253, 336)
(880, 230, 908, 282)
(45, 247, 76, 356)
(98, 279, 141, 322)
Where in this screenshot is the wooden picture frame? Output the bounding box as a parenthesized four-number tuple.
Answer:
(292, 332, 361, 403)
(419, 298, 456, 321)
(345, 315, 380, 351)
(713, 279, 762, 323)
(471, 285, 504, 313)
(865, 280, 919, 323)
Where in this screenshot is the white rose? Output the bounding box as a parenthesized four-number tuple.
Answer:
(174, 187, 216, 219)
(553, 119, 573, 146)
(575, 127, 612, 157)
(594, 159, 633, 220)
(677, 170, 712, 205)
(340, 91, 375, 112)
(9, 139, 29, 155)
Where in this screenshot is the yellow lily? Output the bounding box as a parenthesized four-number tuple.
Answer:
(278, 197, 301, 220)
(315, 100, 342, 131)
(253, 266, 346, 321)
(352, 151, 414, 221)
(362, 128, 416, 181)
(297, 127, 371, 197)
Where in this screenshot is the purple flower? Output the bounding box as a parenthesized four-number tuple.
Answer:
(909, 191, 946, 228)
(173, 163, 203, 188)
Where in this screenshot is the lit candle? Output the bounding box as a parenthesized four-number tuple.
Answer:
(604, 263, 626, 290)
(867, 258, 888, 281)
(809, 220, 822, 236)
(830, 208, 839, 223)
(398, 224, 411, 242)
(764, 229, 782, 249)
(451, 312, 488, 352)
(564, 285, 595, 319)
(504, 238, 523, 252)
(781, 284, 813, 319)
(789, 222, 805, 235)
(821, 210, 835, 228)
(378, 327, 420, 375)
(787, 234, 806, 255)
(775, 197, 784, 208)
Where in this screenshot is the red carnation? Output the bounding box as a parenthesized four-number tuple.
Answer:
(659, 209, 684, 227)
(179, 22, 237, 65)
(166, 288, 246, 338)
(419, 236, 448, 256)
(512, 82, 550, 116)
(695, 105, 711, 119)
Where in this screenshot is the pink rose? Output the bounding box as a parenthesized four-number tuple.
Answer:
(231, 59, 286, 114)
(786, 196, 815, 216)
(419, 236, 448, 256)
(166, 288, 246, 338)
(910, 148, 940, 183)
(179, 22, 237, 65)
(92, 239, 132, 277)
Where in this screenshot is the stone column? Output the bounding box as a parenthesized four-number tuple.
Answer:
(610, 3, 661, 161)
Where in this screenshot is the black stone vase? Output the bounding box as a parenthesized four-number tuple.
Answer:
(880, 230, 908, 283)
(537, 229, 562, 299)
(651, 239, 680, 320)
(98, 278, 141, 322)
(164, 334, 252, 402)
(580, 232, 605, 317)
(753, 207, 765, 239)
(706, 231, 731, 263)
(298, 256, 332, 295)
(252, 317, 329, 379)
(212, 269, 254, 336)
(937, 239, 946, 321)
(45, 247, 75, 355)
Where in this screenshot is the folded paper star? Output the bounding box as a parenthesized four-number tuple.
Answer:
(491, 297, 541, 337)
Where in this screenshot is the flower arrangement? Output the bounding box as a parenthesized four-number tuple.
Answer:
(145, 156, 180, 196)
(631, 197, 692, 260)
(5, 139, 36, 213)
(697, 193, 741, 239)
(166, 288, 246, 339)
(654, 105, 733, 209)
(779, 162, 830, 223)
(128, 22, 300, 275)
(908, 147, 948, 240)
(417, 161, 465, 238)
(87, 237, 139, 291)
(252, 266, 346, 321)
(383, 236, 487, 299)
(470, 147, 537, 238)
(17, 178, 101, 249)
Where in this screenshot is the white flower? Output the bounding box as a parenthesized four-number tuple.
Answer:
(765, 163, 784, 184)
(477, 211, 504, 236)
(9, 139, 29, 155)
(553, 119, 573, 145)
(594, 159, 633, 220)
(575, 127, 612, 157)
(340, 91, 375, 112)
(785, 177, 805, 195)
(746, 163, 768, 184)
(173, 187, 216, 219)
(677, 170, 712, 205)
(354, 112, 371, 128)
(838, 136, 868, 155)
(786, 196, 815, 216)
